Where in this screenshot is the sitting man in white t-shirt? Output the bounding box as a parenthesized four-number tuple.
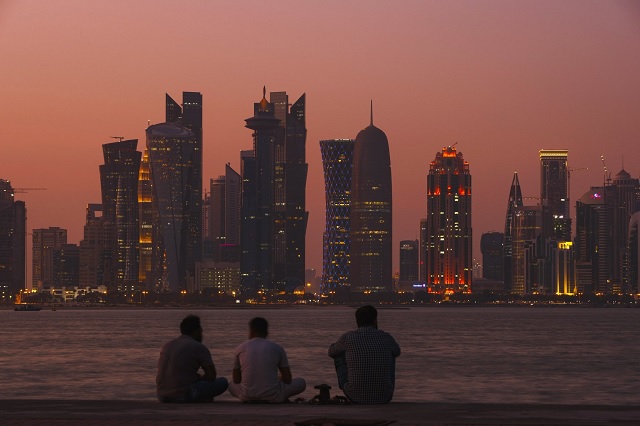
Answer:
(228, 317, 306, 403)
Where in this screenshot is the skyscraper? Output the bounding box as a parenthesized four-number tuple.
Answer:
(575, 188, 607, 294)
(480, 231, 504, 281)
(166, 92, 203, 272)
(350, 106, 392, 292)
(0, 180, 26, 300)
(424, 146, 472, 294)
(100, 139, 141, 291)
(241, 88, 308, 294)
(146, 122, 199, 292)
(503, 172, 523, 292)
(399, 239, 419, 290)
(512, 205, 542, 294)
(320, 139, 354, 294)
(32, 227, 67, 290)
(604, 170, 640, 293)
(137, 149, 153, 287)
(540, 150, 570, 240)
(629, 212, 640, 294)
(241, 89, 280, 294)
(79, 204, 115, 288)
(271, 91, 308, 291)
(208, 164, 241, 262)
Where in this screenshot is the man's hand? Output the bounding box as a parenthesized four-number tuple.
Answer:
(201, 363, 216, 381)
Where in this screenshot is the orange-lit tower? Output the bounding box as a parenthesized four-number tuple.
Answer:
(424, 146, 472, 294)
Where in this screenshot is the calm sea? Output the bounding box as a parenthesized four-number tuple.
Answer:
(0, 306, 638, 405)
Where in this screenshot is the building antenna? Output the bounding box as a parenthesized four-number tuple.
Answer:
(370, 100, 373, 126)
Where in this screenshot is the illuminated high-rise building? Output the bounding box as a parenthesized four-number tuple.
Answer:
(166, 92, 203, 273)
(209, 164, 241, 262)
(100, 139, 141, 291)
(419, 218, 427, 282)
(629, 212, 640, 294)
(241, 89, 281, 294)
(320, 139, 354, 293)
(604, 170, 640, 293)
(512, 205, 541, 294)
(271, 91, 308, 291)
(350, 107, 392, 292)
(0, 180, 26, 300)
(146, 122, 199, 292)
(424, 146, 472, 294)
(399, 239, 419, 290)
(503, 172, 523, 292)
(137, 149, 153, 287)
(241, 88, 307, 294)
(575, 188, 608, 294)
(540, 150, 570, 240)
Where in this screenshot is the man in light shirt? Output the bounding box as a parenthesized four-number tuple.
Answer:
(229, 317, 306, 403)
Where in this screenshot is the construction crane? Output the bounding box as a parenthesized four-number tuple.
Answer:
(600, 155, 612, 186)
(110, 136, 124, 142)
(14, 188, 47, 194)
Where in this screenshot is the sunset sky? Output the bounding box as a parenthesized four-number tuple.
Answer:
(2, 1, 639, 287)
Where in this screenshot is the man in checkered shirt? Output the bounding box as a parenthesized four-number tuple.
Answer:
(328, 305, 401, 404)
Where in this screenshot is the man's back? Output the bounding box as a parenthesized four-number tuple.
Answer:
(234, 337, 288, 400)
(328, 325, 400, 404)
(156, 335, 212, 399)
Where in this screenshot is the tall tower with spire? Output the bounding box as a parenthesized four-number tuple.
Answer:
(349, 103, 393, 292)
(504, 172, 523, 292)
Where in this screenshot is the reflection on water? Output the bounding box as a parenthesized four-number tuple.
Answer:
(0, 306, 638, 404)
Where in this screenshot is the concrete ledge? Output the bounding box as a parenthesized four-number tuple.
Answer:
(2, 400, 640, 425)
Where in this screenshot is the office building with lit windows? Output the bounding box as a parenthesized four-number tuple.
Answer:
(100, 139, 141, 291)
(166, 92, 203, 277)
(146, 122, 199, 293)
(320, 139, 354, 294)
(540, 150, 570, 241)
(241, 88, 308, 295)
(0, 180, 26, 300)
(399, 239, 419, 291)
(424, 146, 472, 294)
(349, 108, 392, 292)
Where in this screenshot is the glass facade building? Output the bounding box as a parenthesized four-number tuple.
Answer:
(320, 139, 354, 294)
(100, 139, 141, 291)
(146, 123, 199, 293)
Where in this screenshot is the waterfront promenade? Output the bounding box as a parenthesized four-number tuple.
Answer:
(2, 400, 640, 425)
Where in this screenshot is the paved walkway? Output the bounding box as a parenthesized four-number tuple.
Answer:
(3, 400, 640, 425)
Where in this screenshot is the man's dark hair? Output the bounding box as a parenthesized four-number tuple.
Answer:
(249, 317, 269, 337)
(356, 305, 377, 327)
(180, 315, 202, 335)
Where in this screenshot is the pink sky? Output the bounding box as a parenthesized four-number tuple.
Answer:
(2, 1, 639, 287)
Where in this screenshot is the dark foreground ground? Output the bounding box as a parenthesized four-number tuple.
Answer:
(2, 400, 640, 425)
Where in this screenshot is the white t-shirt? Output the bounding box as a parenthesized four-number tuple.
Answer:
(232, 337, 289, 401)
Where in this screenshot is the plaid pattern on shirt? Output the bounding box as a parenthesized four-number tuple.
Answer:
(328, 325, 401, 404)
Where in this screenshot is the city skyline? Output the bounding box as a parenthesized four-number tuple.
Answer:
(2, 1, 639, 286)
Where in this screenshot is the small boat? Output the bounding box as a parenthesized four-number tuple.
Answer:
(14, 304, 42, 312)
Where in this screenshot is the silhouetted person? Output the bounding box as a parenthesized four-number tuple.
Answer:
(228, 317, 306, 403)
(328, 305, 400, 404)
(156, 315, 228, 402)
